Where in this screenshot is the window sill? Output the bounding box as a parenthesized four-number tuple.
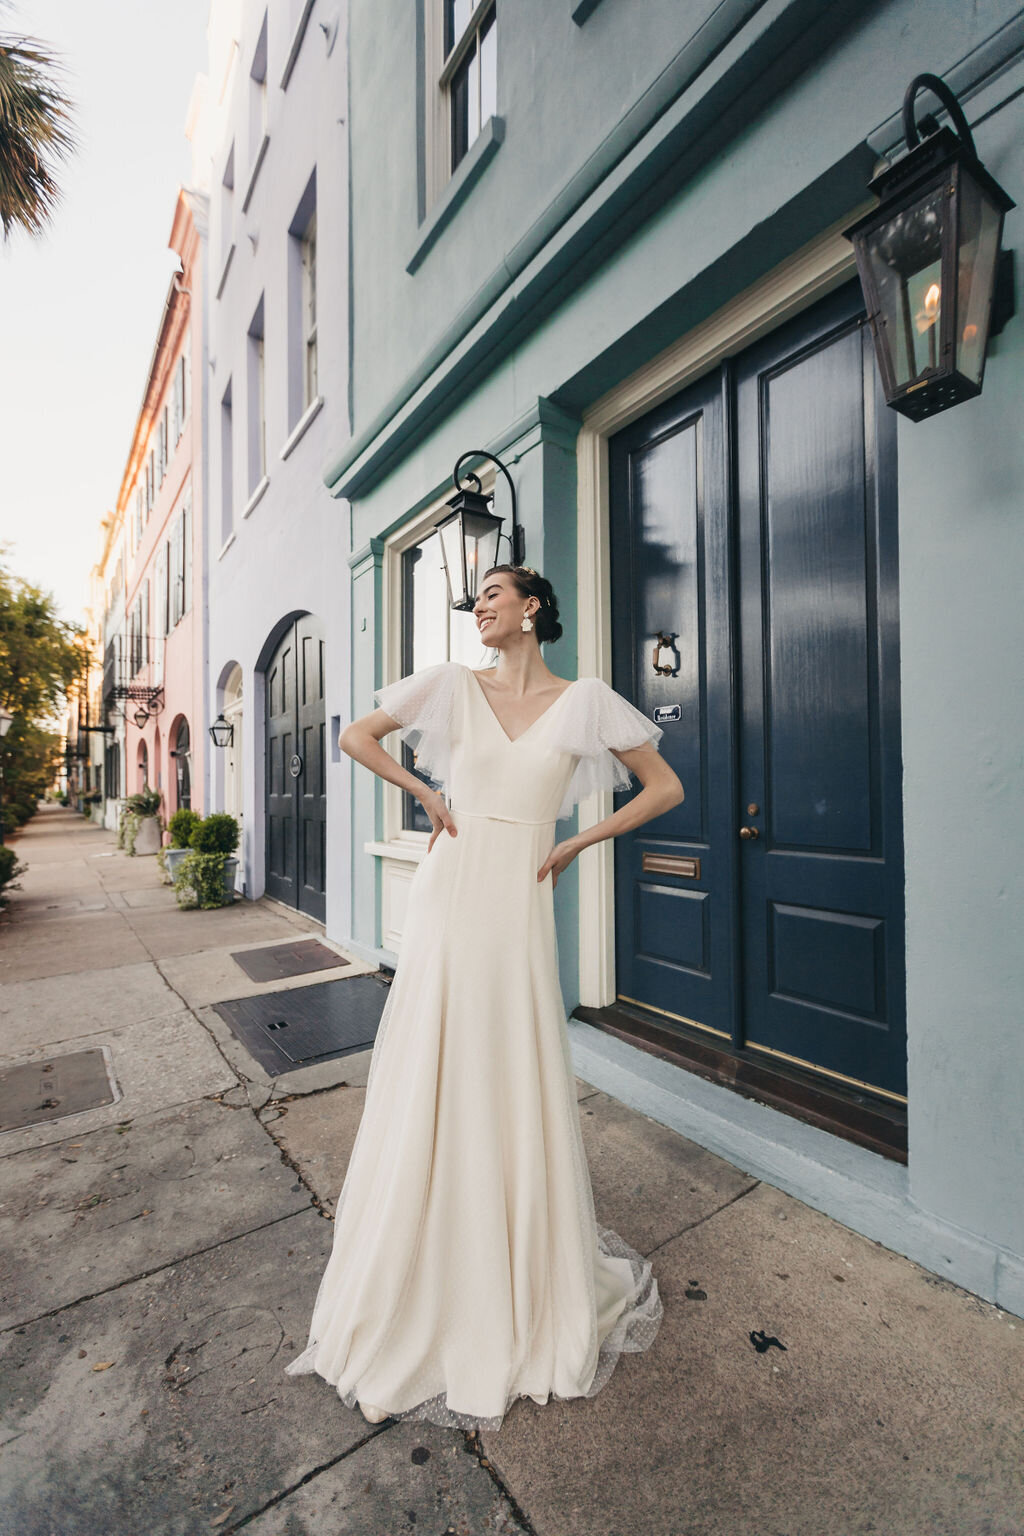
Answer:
(570, 0, 606, 22)
(218, 531, 237, 561)
(364, 836, 429, 864)
(406, 115, 505, 275)
(241, 134, 270, 213)
(216, 243, 235, 300)
(280, 0, 315, 89)
(279, 394, 324, 460)
(242, 475, 270, 519)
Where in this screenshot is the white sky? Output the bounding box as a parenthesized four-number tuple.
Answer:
(0, 0, 211, 626)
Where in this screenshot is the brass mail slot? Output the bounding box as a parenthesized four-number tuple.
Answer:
(642, 853, 701, 879)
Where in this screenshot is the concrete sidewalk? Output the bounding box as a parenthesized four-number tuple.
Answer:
(0, 805, 1021, 1536)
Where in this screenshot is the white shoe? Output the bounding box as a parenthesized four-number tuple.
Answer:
(359, 1401, 390, 1423)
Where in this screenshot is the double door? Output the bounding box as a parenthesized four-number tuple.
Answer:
(609, 281, 906, 1098)
(265, 615, 327, 921)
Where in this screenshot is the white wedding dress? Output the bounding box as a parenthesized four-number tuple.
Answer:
(284, 661, 665, 1430)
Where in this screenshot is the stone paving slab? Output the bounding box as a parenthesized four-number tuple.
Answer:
(0, 961, 180, 1053)
(0, 1010, 237, 1155)
(244, 1422, 529, 1535)
(0, 1210, 371, 1536)
(159, 941, 373, 1009)
(0, 1096, 313, 1329)
(118, 905, 301, 959)
(481, 1179, 1024, 1536)
(0, 915, 152, 982)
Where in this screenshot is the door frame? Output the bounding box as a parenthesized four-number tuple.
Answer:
(575, 210, 870, 1008)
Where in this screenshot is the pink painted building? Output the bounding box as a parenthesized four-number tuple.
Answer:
(117, 190, 206, 830)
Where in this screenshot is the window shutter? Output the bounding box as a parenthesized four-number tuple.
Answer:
(182, 339, 191, 425)
(182, 493, 192, 616)
(141, 580, 149, 666)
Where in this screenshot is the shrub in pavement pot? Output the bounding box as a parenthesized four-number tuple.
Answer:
(0, 846, 26, 907)
(165, 808, 202, 881)
(124, 785, 163, 856)
(173, 813, 240, 909)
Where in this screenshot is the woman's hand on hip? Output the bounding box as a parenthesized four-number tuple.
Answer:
(538, 836, 583, 890)
(420, 789, 458, 853)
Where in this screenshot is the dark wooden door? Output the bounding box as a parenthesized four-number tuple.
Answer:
(265, 615, 326, 921)
(610, 280, 906, 1099)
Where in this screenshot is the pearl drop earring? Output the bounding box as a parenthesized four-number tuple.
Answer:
(521, 612, 534, 632)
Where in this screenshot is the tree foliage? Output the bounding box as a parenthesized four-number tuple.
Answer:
(0, 550, 84, 832)
(0, 4, 75, 241)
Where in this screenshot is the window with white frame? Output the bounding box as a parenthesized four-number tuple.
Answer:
(396, 516, 487, 830)
(287, 173, 318, 428)
(248, 12, 268, 178)
(220, 379, 234, 543)
(247, 298, 266, 493)
(425, 0, 496, 203)
(302, 212, 317, 407)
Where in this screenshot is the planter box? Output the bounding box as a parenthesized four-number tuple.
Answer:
(133, 815, 162, 856)
(164, 846, 190, 880)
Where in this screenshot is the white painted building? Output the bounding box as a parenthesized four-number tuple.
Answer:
(196, 0, 351, 926)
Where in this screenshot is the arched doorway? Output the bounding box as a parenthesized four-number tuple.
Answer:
(222, 665, 244, 825)
(172, 718, 192, 811)
(137, 740, 149, 791)
(264, 615, 326, 921)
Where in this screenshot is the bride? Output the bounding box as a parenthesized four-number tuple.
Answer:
(284, 563, 685, 1430)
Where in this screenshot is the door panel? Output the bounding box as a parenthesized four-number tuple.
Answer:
(737, 290, 904, 1093)
(610, 279, 906, 1099)
(265, 616, 327, 920)
(610, 369, 738, 1040)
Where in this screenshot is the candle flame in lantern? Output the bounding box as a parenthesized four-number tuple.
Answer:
(914, 282, 942, 335)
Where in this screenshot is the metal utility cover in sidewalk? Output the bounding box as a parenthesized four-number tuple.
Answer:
(0, 1049, 115, 1132)
(230, 937, 346, 983)
(211, 974, 391, 1074)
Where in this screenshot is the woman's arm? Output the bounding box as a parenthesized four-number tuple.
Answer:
(339, 710, 458, 852)
(537, 743, 683, 888)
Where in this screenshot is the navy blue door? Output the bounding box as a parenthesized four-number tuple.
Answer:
(265, 615, 327, 921)
(610, 281, 906, 1099)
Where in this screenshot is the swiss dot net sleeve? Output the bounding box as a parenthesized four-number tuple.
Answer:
(553, 677, 664, 821)
(373, 660, 460, 799)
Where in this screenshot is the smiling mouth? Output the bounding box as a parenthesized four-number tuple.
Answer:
(479, 617, 495, 630)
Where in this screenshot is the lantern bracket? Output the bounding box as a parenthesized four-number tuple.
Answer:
(902, 72, 976, 157)
(451, 451, 523, 567)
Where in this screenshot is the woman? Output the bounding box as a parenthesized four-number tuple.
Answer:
(284, 564, 685, 1430)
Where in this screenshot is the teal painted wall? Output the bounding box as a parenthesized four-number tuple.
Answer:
(339, 0, 1024, 1272)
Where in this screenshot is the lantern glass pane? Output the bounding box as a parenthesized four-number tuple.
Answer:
(865, 183, 946, 389)
(956, 172, 1003, 387)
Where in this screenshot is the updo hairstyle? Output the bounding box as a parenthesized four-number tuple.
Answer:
(482, 564, 564, 646)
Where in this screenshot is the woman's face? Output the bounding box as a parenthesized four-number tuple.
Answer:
(472, 573, 537, 650)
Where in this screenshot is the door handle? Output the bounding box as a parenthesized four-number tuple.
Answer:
(739, 826, 759, 840)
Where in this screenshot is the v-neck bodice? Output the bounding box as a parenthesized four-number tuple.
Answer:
(448, 664, 582, 824)
(463, 665, 578, 745)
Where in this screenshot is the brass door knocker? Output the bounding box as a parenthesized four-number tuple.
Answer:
(652, 632, 679, 676)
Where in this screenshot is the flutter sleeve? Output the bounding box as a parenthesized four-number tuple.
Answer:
(553, 676, 664, 821)
(373, 660, 460, 798)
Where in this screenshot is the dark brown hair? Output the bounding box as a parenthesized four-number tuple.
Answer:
(481, 564, 564, 645)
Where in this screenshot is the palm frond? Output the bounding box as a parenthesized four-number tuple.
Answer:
(0, 26, 76, 240)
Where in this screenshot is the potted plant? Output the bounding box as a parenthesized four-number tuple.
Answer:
(165, 808, 202, 882)
(173, 812, 240, 909)
(122, 784, 162, 856)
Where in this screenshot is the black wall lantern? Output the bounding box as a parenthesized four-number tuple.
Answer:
(434, 451, 523, 611)
(844, 72, 1015, 421)
(208, 713, 234, 749)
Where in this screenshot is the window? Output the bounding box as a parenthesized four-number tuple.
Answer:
(442, 2, 496, 174)
(220, 143, 235, 269)
(247, 298, 266, 493)
(397, 521, 484, 830)
(302, 213, 317, 406)
(287, 172, 318, 428)
(248, 13, 268, 175)
(134, 487, 143, 549)
(173, 718, 192, 811)
(158, 406, 169, 484)
(147, 449, 155, 516)
(221, 379, 234, 542)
